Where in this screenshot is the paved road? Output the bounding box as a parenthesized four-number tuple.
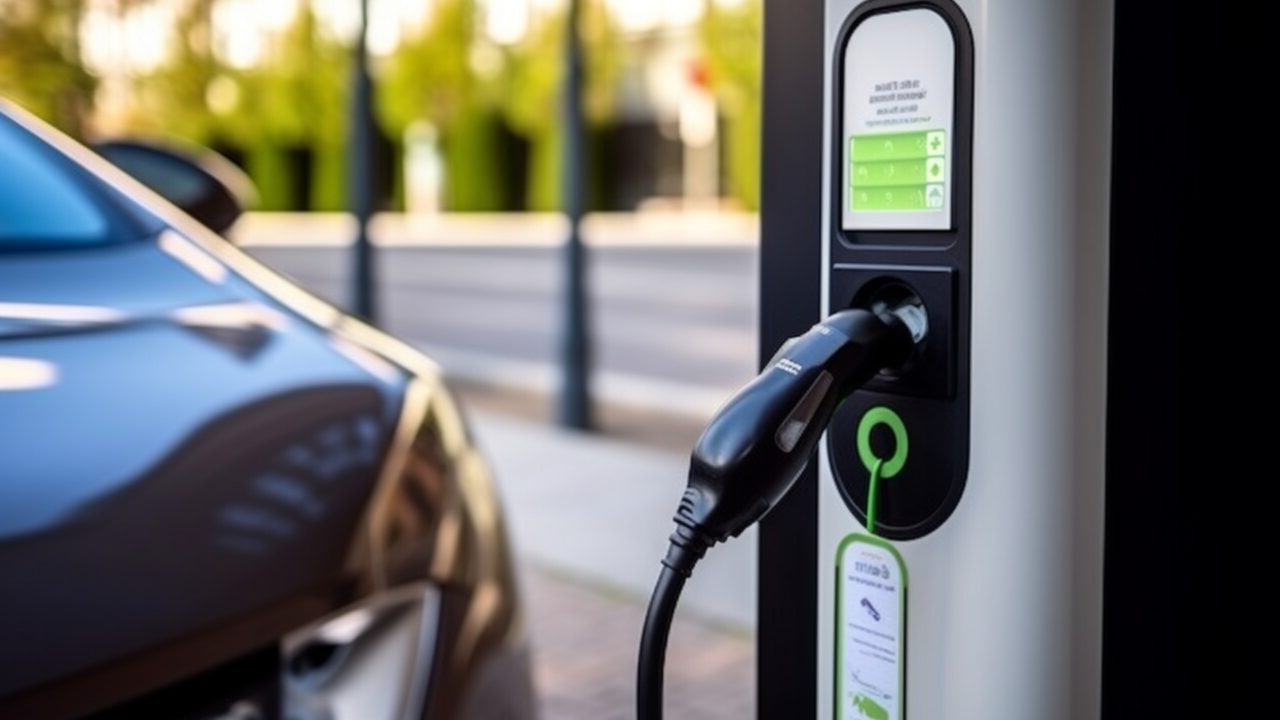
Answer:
(246, 241, 760, 413)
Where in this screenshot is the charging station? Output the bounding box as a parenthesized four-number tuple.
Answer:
(756, 0, 1179, 717)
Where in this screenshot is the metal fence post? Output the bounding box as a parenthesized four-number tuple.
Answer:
(557, 0, 592, 430)
(349, 0, 377, 322)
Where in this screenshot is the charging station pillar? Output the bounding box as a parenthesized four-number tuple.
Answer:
(758, 0, 1179, 717)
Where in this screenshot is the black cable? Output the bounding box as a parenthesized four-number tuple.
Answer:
(637, 525, 708, 720)
(637, 564, 684, 720)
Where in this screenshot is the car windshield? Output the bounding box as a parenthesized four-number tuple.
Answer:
(0, 114, 113, 248)
(0, 110, 167, 251)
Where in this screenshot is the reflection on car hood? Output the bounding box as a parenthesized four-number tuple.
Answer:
(0, 237, 407, 541)
(0, 233, 414, 701)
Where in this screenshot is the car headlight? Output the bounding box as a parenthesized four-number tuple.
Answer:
(283, 373, 526, 720)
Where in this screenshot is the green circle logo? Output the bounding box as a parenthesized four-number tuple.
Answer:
(856, 406, 909, 478)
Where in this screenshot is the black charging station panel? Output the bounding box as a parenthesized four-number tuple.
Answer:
(826, 0, 973, 540)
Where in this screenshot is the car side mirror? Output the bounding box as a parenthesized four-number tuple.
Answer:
(94, 140, 256, 236)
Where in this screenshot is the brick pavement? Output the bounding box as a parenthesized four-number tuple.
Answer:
(454, 385, 756, 718)
(523, 567, 754, 720)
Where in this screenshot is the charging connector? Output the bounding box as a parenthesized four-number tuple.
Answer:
(637, 302, 926, 720)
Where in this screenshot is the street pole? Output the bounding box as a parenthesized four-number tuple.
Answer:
(349, 0, 377, 322)
(557, 0, 592, 430)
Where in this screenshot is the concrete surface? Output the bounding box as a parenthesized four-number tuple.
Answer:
(470, 410, 756, 631)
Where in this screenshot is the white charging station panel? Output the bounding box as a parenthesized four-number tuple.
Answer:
(842, 9, 955, 230)
(818, 0, 1112, 718)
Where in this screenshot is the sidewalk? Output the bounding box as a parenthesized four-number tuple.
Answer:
(461, 404, 756, 719)
(468, 409, 757, 630)
(524, 567, 753, 719)
(233, 210, 759, 248)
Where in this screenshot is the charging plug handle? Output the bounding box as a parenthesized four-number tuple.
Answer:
(677, 305, 917, 545)
(637, 304, 922, 720)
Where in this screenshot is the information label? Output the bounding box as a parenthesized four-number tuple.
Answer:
(842, 9, 955, 230)
(836, 534, 907, 720)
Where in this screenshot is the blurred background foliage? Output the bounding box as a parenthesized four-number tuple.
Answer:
(699, 2, 759, 210)
(0, 0, 761, 212)
(0, 0, 97, 137)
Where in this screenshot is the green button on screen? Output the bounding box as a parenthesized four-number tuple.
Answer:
(850, 130, 946, 212)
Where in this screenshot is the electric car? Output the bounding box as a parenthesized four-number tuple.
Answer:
(0, 101, 536, 718)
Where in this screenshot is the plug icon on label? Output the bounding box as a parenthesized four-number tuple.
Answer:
(860, 597, 881, 622)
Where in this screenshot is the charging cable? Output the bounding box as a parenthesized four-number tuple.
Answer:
(636, 303, 926, 720)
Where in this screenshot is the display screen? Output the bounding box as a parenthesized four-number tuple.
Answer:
(842, 9, 955, 231)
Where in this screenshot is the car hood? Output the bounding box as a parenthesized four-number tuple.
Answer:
(0, 233, 409, 700)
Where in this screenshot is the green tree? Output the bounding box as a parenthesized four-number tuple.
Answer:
(238, 6, 352, 210)
(499, 1, 620, 210)
(380, 0, 620, 211)
(379, 0, 504, 211)
(0, 0, 95, 136)
(131, 0, 220, 144)
(379, 0, 477, 136)
(124, 3, 350, 210)
(499, 13, 563, 211)
(700, 0, 761, 210)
